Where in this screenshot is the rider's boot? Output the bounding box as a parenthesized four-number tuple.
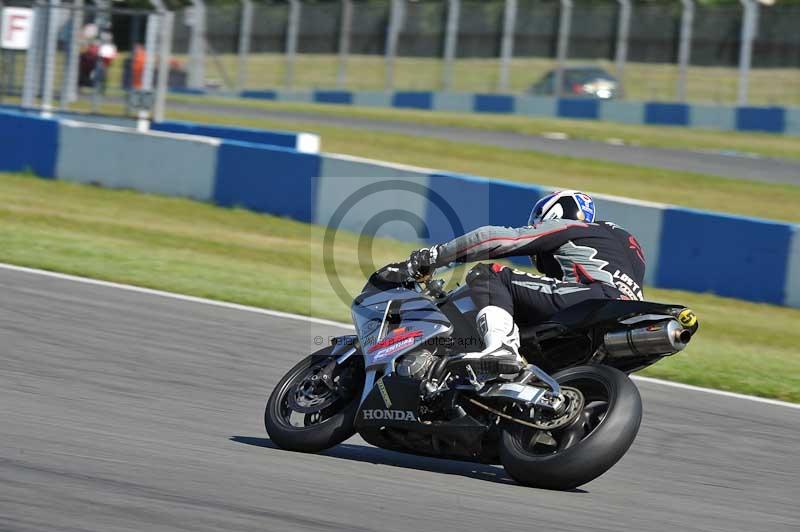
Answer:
(447, 306, 525, 380)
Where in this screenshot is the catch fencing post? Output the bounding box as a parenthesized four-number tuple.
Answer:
(237, 0, 252, 92)
(737, 0, 758, 106)
(0, 0, 3, 104)
(285, 0, 300, 89)
(21, 3, 44, 108)
(614, 0, 631, 88)
(498, 0, 516, 92)
(385, 0, 405, 91)
(442, 0, 459, 91)
(40, 0, 60, 117)
(153, 10, 173, 122)
(336, 0, 352, 88)
(135, 12, 159, 129)
(60, 0, 83, 108)
(554, 0, 573, 98)
(187, 0, 205, 89)
(676, 0, 694, 101)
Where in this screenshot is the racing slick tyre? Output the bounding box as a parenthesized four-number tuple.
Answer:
(499, 365, 642, 490)
(265, 348, 363, 453)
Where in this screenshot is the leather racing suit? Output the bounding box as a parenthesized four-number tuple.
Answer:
(429, 219, 647, 327)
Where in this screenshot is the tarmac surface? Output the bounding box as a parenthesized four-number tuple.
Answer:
(170, 100, 800, 185)
(1, 266, 798, 531)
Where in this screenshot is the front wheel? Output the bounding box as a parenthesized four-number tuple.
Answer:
(499, 365, 642, 490)
(265, 348, 364, 453)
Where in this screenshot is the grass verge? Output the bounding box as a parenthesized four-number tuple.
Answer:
(168, 94, 800, 162)
(165, 108, 800, 223)
(1, 171, 798, 402)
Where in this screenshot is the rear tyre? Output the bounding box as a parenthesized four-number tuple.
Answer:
(499, 365, 641, 490)
(265, 348, 363, 453)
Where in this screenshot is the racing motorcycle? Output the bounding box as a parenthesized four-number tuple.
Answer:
(264, 264, 699, 490)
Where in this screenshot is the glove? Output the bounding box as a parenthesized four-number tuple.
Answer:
(407, 246, 438, 280)
(372, 262, 412, 285)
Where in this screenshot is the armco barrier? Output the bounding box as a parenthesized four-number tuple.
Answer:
(196, 89, 800, 135)
(151, 120, 320, 153)
(2, 109, 799, 307)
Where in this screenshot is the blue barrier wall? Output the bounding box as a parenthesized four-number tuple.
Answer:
(3, 110, 799, 308)
(474, 94, 515, 114)
(645, 103, 690, 126)
(657, 209, 793, 304)
(214, 141, 320, 222)
(735, 107, 785, 133)
(558, 99, 599, 120)
(314, 90, 353, 105)
(0, 110, 58, 177)
(425, 173, 491, 244)
(171, 89, 800, 135)
(392, 91, 433, 110)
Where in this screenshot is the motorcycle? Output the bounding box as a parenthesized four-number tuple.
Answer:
(264, 264, 699, 490)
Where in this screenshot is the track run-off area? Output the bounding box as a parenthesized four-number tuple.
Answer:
(1, 264, 798, 532)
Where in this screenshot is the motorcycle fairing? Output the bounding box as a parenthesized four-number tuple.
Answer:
(354, 374, 422, 429)
(351, 287, 453, 371)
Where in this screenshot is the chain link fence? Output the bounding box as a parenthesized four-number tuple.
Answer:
(3, 0, 799, 111)
(1, 1, 172, 120)
(190, 0, 799, 106)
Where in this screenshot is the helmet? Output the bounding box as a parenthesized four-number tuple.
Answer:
(528, 190, 596, 226)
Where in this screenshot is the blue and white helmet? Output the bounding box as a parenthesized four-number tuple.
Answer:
(528, 190, 596, 226)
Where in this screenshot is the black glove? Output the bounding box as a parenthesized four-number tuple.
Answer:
(407, 246, 438, 279)
(365, 262, 415, 293)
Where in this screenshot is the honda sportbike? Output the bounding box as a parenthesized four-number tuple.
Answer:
(264, 265, 698, 490)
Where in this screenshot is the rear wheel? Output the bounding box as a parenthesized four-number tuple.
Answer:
(265, 348, 364, 453)
(499, 365, 641, 490)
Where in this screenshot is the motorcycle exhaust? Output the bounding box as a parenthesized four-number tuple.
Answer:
(604, 319, 692, 358)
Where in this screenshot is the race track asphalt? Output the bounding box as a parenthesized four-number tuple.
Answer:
(1, 266, 798, 532)
(169, 100, 800, 185)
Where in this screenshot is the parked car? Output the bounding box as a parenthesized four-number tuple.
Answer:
(529, 67, 622, 99)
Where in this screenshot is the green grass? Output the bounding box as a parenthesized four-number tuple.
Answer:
(0, 171, 798, 402)
(200, 53, 800, 107)
(169, 95, 800, 162)
(165, 107, 800, 223)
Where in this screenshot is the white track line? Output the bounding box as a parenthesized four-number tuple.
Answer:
(1, 262, 797, 410)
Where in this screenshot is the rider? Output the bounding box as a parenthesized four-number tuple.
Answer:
(404, 190, 646, 375)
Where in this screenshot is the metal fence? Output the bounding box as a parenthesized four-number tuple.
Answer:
(1, 1, 172, 121)
(184, 0, 800, 106)
(4, 0, 799, 112)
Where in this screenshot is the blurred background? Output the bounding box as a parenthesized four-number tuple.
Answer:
(1, 0, 798, 118)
